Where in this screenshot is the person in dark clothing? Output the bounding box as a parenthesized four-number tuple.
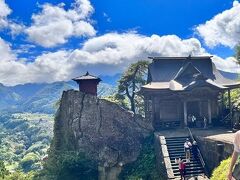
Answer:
(192, 141, 198, 160)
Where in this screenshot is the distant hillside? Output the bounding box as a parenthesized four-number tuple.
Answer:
(0, 112, 54, 172)
(0, 83, 21, 109)
(0, 81, 116, 114)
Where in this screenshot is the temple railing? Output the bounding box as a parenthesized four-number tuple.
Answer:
(221, 112, 232, 127)
(187, 127, 208, 177)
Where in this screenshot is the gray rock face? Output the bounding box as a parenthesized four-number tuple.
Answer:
(53, 90, 153, 167)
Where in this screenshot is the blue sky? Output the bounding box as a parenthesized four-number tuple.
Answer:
(0, 0, 239, 85)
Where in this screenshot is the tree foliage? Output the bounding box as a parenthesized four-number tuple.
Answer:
(231, 89, 240, 111)
(20, 153, 40, 172)
(102, 93, 129, 109)
(0, 113, 53, 173)
(36, 151, 98, 180)
(0, 161, 9, 179)
(211, 157, 231, 180)
(235, 44, 240, 64)
(119, 135, 165, 180)
(118, 61, 149, 114)
(3, 171, 35, 180)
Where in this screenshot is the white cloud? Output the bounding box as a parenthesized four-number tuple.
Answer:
(1, 32, 239, 86)
(0, 37, 16, 61)
(196, 0, 240, 48)
(212, 56, 240, 73)
(25, 0, 96, 47)
(0, 0, 25, 35)
(0, 0, 11, 28)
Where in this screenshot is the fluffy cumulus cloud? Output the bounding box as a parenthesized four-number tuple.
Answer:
(0, 0, 239, 85)
(25, 0, 96, 47)
(0, 0, 24, 34)
(0, 32, 239, 86)
(0, 0, 11, 27)
(196, 1, 240, 48)
(212, 56, 240, 73)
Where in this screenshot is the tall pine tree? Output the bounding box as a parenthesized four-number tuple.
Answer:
(118, 61, 149, 114)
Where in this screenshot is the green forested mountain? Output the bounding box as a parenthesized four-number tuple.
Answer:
(0, 113, 54, 172)
(0, 83, 22, 109)
(0, 81, 116, 114)
(0, 81, 116, 174)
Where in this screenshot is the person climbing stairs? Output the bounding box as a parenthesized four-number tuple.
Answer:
(165, 136, 205, 179)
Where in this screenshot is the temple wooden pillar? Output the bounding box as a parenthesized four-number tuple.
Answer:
(228, 89, 233, 127)
(199, 101, 202, 117)
(221, 92, 224, 119)
(228, 89, 232, 115)
(183, 101, 188, 126)
(208, 99, 212, 124)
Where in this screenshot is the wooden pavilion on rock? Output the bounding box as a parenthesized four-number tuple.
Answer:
(141, 56, 240, 130)
(73, 72, 101, 96)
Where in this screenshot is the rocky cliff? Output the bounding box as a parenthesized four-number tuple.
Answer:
(52, 90, 153, 168)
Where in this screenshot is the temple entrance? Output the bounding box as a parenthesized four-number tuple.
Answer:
(186, 100, 210, 127)
(187, 101, 201, 127)
(187, 101, 200, 117)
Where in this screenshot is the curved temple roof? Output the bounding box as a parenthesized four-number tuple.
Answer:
(142, 56, 240, 92)
(72, 71, 102, 82)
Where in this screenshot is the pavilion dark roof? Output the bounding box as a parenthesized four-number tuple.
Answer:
(72, 72, 101, 82)
(142, 56, 240, 91)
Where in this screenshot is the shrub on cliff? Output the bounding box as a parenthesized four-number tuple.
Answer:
(119, 135, 165, 180)
(211, 157, 231, 180)
(4, 171, 35, 180)
(20, 153, 40, 172)
(36, 151, 98, 180)
(0, 161, 9, 178)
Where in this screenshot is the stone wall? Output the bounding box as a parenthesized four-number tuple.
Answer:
(195, 136, 233, 175)
(154, 133, 168, 179)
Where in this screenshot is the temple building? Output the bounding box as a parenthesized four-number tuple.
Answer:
(73, 72, 101, 96)
(141, 56, 240, 130)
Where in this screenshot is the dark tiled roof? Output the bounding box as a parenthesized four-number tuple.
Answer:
(72, 72, 101, 81)
(143, 56, 240, 91)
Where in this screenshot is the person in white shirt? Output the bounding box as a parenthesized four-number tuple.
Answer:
(192, 115, 196, 127)
(228, 130, 240, 180)
(184, 138, 192, 163)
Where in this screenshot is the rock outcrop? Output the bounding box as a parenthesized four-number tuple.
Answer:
(53, 90, 153, 167)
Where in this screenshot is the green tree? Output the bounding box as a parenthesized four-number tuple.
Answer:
(19, 153, 40, 172)
(118, 61, 149, 114)
(0, 161, 9, 179)
(37, 151, 98, 180)
(235, 44, 240, 63)
(119, 135, 165, 180)
(211, 157, 231, 180)
(4, 171, 34, 180)
(103, 93, 129, 109)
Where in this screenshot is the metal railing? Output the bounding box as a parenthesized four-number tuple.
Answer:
(221, 112, 232, 128)
(187, 127, 207, 177)
(222, 112, 231, 122)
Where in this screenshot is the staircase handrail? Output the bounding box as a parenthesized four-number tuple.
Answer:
(187, 127, 206, 174)
(222, 112, 231, 122)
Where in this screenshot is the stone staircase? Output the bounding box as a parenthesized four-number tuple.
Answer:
(165, 136, 205, 178)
